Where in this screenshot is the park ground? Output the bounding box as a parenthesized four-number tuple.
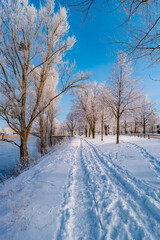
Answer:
(0, 135, 160, 240)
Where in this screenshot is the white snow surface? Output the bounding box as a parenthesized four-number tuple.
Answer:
(0, 135, 160, 240)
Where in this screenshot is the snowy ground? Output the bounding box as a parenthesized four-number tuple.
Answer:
(0, 135, 160, 240)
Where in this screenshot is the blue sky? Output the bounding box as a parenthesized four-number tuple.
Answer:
(0, 0, 160, 127)
(57, 2, 160, 121)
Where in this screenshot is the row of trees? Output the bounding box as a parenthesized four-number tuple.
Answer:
(65, 52, 158, 143)
(0, 0, 89, 168)
(63, 0, 160, 141)
(0, 0, 159, 168)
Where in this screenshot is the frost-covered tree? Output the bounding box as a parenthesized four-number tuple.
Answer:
(148, 111, 159, 133)
(87, 83, 100, 138)
(121, 111, 131, 134)
(36, 72, 59, 154)
(65, 111, 76, 137)
(72, 82, 100, 138)
(108, 52, 140, 144)
(66, 0, 153, 21)
(0, 0, 89, 167)
(48, 101, 59, 147)
(72, 103, 88, 137)
(139, 96, 157, 134)
(72, 90, 88, 136)
(97, 82, 113, 141)
(129, 103, 142, 133)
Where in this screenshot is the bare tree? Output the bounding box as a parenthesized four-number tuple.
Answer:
(72, 82, 100, 138)
(139, 96, 157, 134)
(108, 51, 141, 144)
(121, 111, 131, 134)
(38, 111, 48, 154)
(66, 111, 76, 137)
(35, 69, 59, 154)
(30, 73, 59, 154)
(65, 0, 156, 22)
(72, 102, 88, 137)
(77, 87, 92, 136)
(148, 111, 159, 133)
(129, 102, 143, 133)
(48, 102, 59, 147)
(97, 82, 113, 141)
(0, 0, 89, 168)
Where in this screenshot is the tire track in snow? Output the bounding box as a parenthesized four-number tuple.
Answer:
(123, 141, 160, 175)
(82, 139, 160, 239)
(88, 140, 160, 199)
(81, 140, 147, 239)
(55, 139, 101, 240)
(55, 138, 160, 239)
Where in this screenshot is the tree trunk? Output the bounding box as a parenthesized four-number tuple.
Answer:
(85, 127, 87, 137)
(39, 113, 44, 154)
(71, 129, 74, 137)
(89, 127, 91, 137)
(20, 71, 29, 168)
(92, 122, 96, 138)
(44, 119, 48, 153)
(134, 120, 137, 133)
(101, 116, 103, 141)
(40, 131, 44, 154)
(143, 119, 146, 135)
(49, 121, 53, 146)
(49, 132, 53, 146)
(116, 115, 120, 144)
(124, 120, 127, 134)
(20, 136, 29, 168)
(104, 125, 108, 136)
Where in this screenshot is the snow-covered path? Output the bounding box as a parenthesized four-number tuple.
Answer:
(56, 138, 160, 240)
(0, 139, 80, 240)
(0, 136, 160, 240)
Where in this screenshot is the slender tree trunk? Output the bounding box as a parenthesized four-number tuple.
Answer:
(101, 115, 103, 141)
(92, 122, 96, 139)
(39, 113, 44, 154)
(71, 129, 73, 137)
(49, 131, 53, 146)
(40, 130, 44, 154)
(85, 127, 87, 137)
(104, 125, 108, 136)
(134, 120, 137, 133)
(20, 70, 30, 168)
(116, 68, 122, 144)
(116, 115, 120, 144)
(49, 120, 53, 146)
(20, 78, 30, 167)
(20, 136, 29, 168)
(89, 127, 91, 137)
(143, 119, 146, 135)
(44, 118, 48, 153)
(124, 120, 127, 134)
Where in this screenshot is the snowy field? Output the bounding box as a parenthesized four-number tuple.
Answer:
(0, 135, 160, 240)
